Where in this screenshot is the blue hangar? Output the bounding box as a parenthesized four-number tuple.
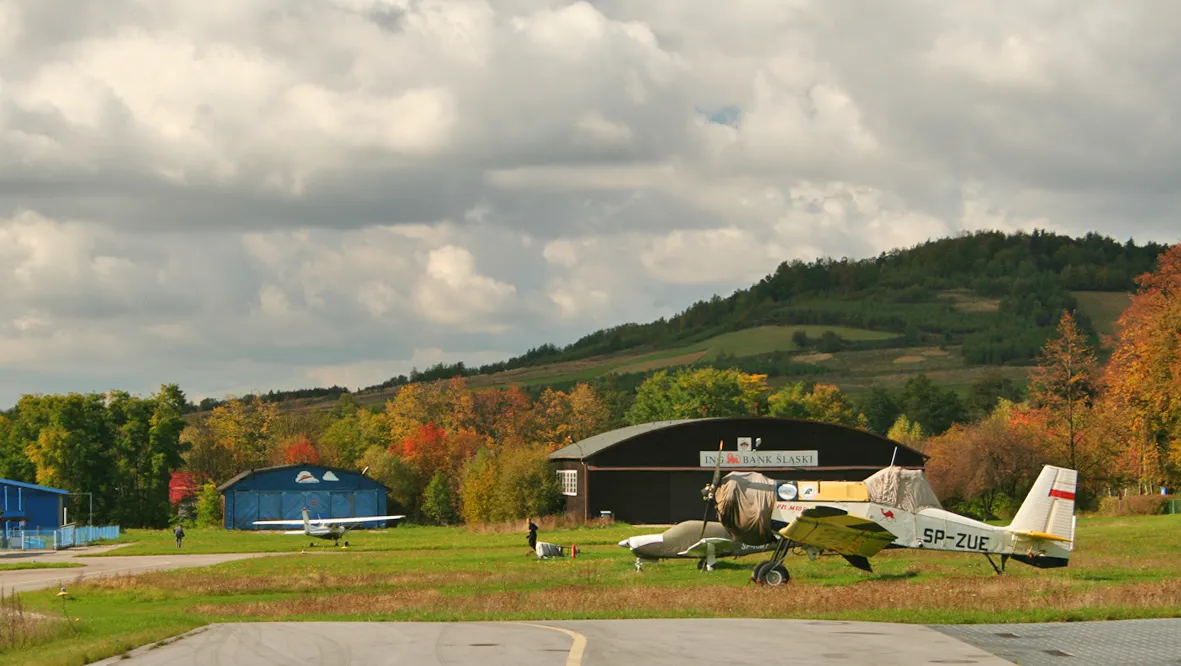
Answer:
(217, 464, 391, 530)
(0, 478, 69, 530)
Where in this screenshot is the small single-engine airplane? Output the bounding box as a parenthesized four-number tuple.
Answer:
(618, 520, 778, 571)
(252, 508, 405, 547)
(695, 442, 1078, 586)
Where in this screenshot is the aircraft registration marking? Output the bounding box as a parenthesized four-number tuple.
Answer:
(921, 528, 991, 551)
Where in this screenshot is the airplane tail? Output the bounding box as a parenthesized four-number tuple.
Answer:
(1002, 465, 1078, 567)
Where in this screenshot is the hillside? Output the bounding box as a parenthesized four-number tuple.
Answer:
(191, 229, 1168, 415)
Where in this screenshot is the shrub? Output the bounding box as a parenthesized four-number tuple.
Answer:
(1096, 494, 1174, 516)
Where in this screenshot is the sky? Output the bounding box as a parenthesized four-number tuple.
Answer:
(2, 0, 1181, 408)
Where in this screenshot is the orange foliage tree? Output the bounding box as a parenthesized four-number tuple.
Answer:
(1099, 242, 1181, 491)
(924, 400, 1043, 519)
(281, 435, 320, 465)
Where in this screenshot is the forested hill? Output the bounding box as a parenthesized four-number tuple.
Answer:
(192, 229, 1168, 412)
(362, 230, 1164, 382)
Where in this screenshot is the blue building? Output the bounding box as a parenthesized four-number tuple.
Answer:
(217, 464, 392, 530)
(0, 478, 69, 530)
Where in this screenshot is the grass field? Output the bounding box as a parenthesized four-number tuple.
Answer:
(6, 514, 1181, 665)
(1072, 290, 1132, 338)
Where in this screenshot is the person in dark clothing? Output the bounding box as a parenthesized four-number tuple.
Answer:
(527, 519, 538, 552)
(174, 524, 185, 549)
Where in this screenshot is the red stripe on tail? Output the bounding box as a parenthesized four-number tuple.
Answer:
(1049, 489, 1075, 501)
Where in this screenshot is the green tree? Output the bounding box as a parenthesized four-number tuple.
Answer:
(422, 470, 458, 525)
(195, 481, 223, 527)
(626, 368, 768, 424)
(966, 373, 1026, 421)
(857, 386, 902, 435)
(357, 446, 421, 519)
(898, 374, 967, 436)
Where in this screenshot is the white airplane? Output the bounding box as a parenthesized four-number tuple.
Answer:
(703, 459, 1078, 586)
(253, 508, 405, 547)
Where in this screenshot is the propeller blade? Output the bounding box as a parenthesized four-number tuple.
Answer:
(699, 439, 725, 541)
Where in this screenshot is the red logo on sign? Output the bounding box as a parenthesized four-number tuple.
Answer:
(880, 509, 895, 520)
(726, 453, 741, 464)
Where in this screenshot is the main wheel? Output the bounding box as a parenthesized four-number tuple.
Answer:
(763, 564, 790, 587)
(344, 541, 350, 547)
(751, 560, 772, 583)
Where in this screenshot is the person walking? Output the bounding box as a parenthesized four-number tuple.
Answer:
(526, 518, 538, 554)
(174, 524, 185, 549)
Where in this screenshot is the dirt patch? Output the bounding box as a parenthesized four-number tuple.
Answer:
(893, 356, 926, 364)
(794, 353, 834, 363)
(613, 351, 707, 375)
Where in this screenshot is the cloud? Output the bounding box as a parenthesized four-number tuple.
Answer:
(2, 0, 1181, 406)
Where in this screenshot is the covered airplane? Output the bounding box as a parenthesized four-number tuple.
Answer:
(617, 520, 777, 571)
(697, 446, 1077, 586)
(253, 507, 405, 547)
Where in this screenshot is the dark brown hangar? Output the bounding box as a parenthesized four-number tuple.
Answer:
(549, 416, 928, 525)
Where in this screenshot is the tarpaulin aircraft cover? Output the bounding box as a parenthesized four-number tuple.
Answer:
(862, 466, 943, 513)
(714, 471, 777, 546)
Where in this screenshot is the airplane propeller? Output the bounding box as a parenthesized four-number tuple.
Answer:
(698, 439, 726, 542)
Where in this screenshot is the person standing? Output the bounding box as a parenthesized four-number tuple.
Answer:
(174, 524, 185, 549)
(526, 518, 538, 552)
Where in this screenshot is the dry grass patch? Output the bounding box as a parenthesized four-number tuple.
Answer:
(186, 576, 1181, 621)
(191, 588, 444, 618)
(794, 352, 834, 363)
(892, 355, 926, 364)
(463, 515, 616, 535)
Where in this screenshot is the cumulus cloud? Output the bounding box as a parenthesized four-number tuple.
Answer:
(2, 0, 1180, 405)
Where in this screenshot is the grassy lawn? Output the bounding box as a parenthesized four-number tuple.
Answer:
(0, 563, 84, 571)
(5, 514, 1181, 665)
(1072, 290, 1132, 338)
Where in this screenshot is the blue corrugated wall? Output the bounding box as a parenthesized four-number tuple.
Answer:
(221, 465, 390, 530)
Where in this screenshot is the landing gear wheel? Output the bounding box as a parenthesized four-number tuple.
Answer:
(763, 564, 790, 587)
(751, 560, 772, 584)
(344, 541, 350, 547)
(309, 542, 315, 547)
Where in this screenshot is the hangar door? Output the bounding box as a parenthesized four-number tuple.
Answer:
(232, 489, 385, 530)
(586, 471, 719, 524)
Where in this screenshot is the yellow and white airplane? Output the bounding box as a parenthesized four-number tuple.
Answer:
(703, 459, 1077, 586)
(253, 507, 405, 547)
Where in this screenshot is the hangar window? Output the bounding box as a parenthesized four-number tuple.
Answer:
(557, 470, 578, 496)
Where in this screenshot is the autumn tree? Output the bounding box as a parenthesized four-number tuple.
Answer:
(281, 435, 321, 465)
(180, 421, 238, 486)
(626, 368, 768, 424)
(203, 396, 280, 471)
(534, 383, 611, 451)
(886, 415, 924, 448)
(469, 386, 537, 445)
(1099, 242, 1181, 491)
(1028, 311, 1099, 473)
(924, 400, 1043, 519)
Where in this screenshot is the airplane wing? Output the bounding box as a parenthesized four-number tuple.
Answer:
(677, 537, 739, 558)
(779, 506, 897, 558)
(306, 515, 405, 526)
(252, 515, 405, 527)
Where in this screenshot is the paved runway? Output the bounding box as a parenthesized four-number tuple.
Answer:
(0, 545, 282, 593)
(90, 619, 1015, 665)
